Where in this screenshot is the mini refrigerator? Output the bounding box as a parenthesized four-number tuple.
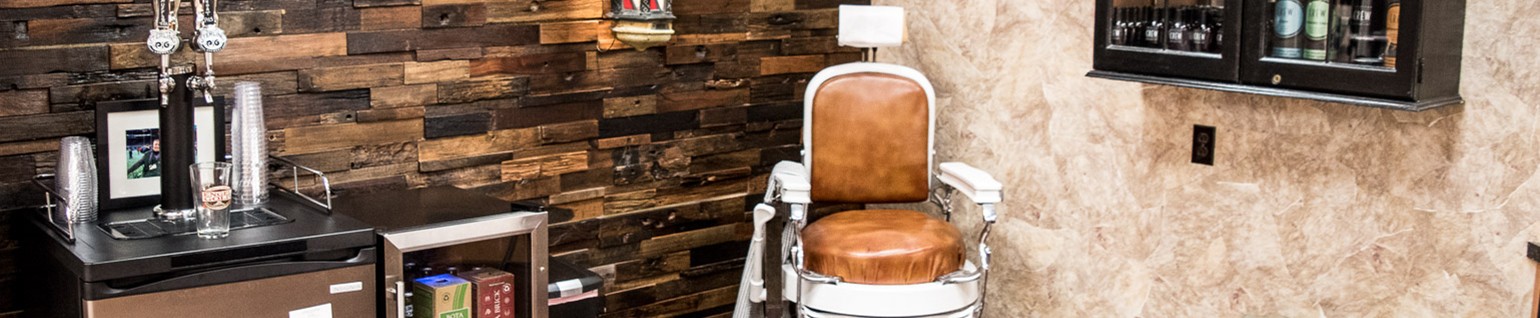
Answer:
(20, 191, 380, 318)
(330, 186, 551, 318)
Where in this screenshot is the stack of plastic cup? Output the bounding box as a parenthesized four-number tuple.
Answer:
(55, 136, 97, 223)
(230, 81, 268, 209)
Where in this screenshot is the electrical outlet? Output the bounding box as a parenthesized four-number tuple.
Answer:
(1192, 125, 1215, 165)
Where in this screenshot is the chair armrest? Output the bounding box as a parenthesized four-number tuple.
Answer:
(937, 162, 1002, 204)
(770, 161, 811, 204)
(741, 203, 777, 303)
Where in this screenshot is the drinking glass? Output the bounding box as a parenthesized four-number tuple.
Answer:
(190, 162, 234, 239)
(56, 136, 98, 224)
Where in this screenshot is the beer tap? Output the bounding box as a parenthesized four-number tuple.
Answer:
(146, 0, 181, 107)
(143, 0, 228, 220)
(189, 0, 226, 103)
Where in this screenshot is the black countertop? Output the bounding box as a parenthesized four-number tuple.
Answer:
(30, 192, 377, 283)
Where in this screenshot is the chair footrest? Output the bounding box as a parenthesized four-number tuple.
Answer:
(784, 262, 981, 317)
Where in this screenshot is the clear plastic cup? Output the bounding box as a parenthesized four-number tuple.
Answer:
(56, 136, 98, 224)
(231, 81, 268, 209)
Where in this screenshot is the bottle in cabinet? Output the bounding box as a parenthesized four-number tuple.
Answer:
(1190, 8, 1214, 53)
(404, 262, 419, 318)
(1383, 0, 1400, 67)
(1302, 0, 1329, 60)
(1144, 5, 1167, 49)
(1210, 6, 1223, 52)
(1111, 8, 1130, 46)
(1134, 7, 1147, 47)
(1166, 8, 1190, 51)
(1348, 0, 1382, 64)
(1272, 0, 1305, 58)
(1130, 8, 1147, 46)
(1330, 1, 1355, 62)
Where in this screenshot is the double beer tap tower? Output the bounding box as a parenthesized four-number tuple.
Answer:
(145, 0, 227, 221)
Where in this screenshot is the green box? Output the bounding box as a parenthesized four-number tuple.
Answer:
(413, 274, 473, 318)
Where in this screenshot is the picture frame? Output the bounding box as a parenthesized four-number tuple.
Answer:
(95, 98, 227, 211)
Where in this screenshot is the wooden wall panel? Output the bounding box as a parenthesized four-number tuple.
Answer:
(0, 0, 130, 10)
(421, 3, 485, 28)
(298, 63, 406, 92)
(484, 0, 602, 24)
(539, 20, 598, 44)
(360, 6, 421, 31)
(0, 0, 871, 315)
(0, 46, 109, 76)
(0, 90, 49, 118)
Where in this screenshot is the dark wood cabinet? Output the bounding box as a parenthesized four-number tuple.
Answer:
(1089, 0, 1465, 111)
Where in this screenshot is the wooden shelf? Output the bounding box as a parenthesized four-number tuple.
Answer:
(1086, 70, 1463, 112)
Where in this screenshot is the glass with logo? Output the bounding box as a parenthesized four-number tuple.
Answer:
(191, 162, 234, 239)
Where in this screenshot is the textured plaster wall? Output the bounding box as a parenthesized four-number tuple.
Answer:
(874, 0, 1540, 316)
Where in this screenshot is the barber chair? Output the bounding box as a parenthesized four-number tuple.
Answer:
(733, 7, 1003, 317)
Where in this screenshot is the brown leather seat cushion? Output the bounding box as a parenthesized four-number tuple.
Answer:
(801, 210, 964, 285)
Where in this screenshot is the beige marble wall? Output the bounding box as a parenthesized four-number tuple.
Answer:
(873, 0, 1540, 316)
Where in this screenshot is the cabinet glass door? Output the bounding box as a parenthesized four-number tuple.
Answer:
(1110, 0, 1227, 55)
(1242, 0, 1415, 99)
(1095, 0, 1242, 82)
(1264, 0, 1400, 67)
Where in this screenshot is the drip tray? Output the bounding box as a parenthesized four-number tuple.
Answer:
(98, 208, 294, 240)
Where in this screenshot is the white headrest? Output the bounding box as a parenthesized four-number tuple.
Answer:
(837, 5, 905, 48)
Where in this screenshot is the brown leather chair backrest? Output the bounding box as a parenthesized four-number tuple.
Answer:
(808, 72, 930, 203)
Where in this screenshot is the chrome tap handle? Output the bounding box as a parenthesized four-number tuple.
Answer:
(200, 57, 216, 103)
(148, 0, 182, 107)
(192, 0, 226, 54)
(157, 55, 175, 106)
(151, 0, 180, 30)
(186, 75, 213, 103)
(147, 29, 181, 55)
(191, 0, 224, 103)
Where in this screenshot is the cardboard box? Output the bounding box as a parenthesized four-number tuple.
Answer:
(458, 268, 516, 318)
(413, 274, 473, 318)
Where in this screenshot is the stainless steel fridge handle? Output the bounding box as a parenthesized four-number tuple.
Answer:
(395, 280, 407, 318)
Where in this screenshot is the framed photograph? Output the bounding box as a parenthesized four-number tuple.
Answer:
(95, 98, 227, 210)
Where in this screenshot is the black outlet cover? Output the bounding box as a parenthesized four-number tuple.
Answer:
(1192, 125, 1215, 165)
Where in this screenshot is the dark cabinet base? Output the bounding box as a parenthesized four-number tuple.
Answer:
(1086, 70, 1462, 111)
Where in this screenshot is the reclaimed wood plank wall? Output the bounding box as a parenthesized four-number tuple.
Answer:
(0, 0, 870, 315)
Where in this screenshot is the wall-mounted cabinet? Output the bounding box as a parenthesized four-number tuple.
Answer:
(1089, 0, 1465, 111)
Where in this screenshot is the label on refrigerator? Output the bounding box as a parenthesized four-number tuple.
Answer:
(556, 279, 584, 298)
(289, 303, 333, 318)
(329, 281, 364, 294)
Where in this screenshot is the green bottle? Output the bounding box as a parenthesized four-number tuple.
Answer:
(1303, 0, 1329, 60)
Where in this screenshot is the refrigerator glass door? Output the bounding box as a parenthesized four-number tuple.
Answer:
(381, 211, 549, 318)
